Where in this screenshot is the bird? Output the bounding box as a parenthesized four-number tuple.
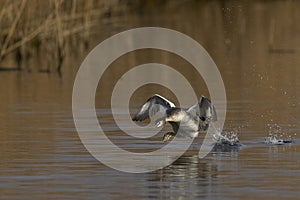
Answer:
(132, 94, 217, 142)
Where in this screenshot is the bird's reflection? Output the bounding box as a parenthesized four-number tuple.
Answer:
(147, 154, 218, 199)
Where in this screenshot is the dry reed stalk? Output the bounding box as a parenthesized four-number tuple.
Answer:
(0, 0, 27, 58)
(0, 13, 55, 58)
(53, 0, 65, 72)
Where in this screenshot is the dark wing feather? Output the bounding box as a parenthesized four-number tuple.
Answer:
(169, 121, 179, 133)
(132, 94, 175, 122)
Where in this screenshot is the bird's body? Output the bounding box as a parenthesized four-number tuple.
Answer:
(132, 94, 217, 141)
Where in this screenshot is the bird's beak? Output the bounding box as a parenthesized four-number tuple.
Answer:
(155, 120, 165, 127)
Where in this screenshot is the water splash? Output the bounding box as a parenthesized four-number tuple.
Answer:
(264, 124, 294, 145)
(211, 123, 240, 146)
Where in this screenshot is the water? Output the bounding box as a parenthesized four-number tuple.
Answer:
(2, 1, 300, 199)
(211, 123, 240, 146)
(1, 72, 299, 200)
(264, 124, 295, 145)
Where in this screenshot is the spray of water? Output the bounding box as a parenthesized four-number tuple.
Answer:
(264, 124, 294, 145)
(211, 123, 240, 146)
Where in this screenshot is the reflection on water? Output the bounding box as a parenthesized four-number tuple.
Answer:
(1, 95, 299, 199)
(1, 0, 300, 199)
(148, 155, 218, 199)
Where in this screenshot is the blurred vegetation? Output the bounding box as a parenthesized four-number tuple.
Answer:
(0, 0, 299, 74)
(0, 0, 125, 72)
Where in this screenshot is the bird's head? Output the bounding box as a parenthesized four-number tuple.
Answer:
(155, 119, 166, 127)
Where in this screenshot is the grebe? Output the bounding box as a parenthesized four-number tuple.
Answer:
(132, 94, 217, 141)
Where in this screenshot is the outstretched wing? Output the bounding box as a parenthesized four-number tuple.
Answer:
(187, 96, 217, 122)
(132, 94, 175, 121)
(199, 96, 217, 121)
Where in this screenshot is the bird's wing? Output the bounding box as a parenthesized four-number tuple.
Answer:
(132, 94, 175, 121)
(187, 96, 217, 122)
